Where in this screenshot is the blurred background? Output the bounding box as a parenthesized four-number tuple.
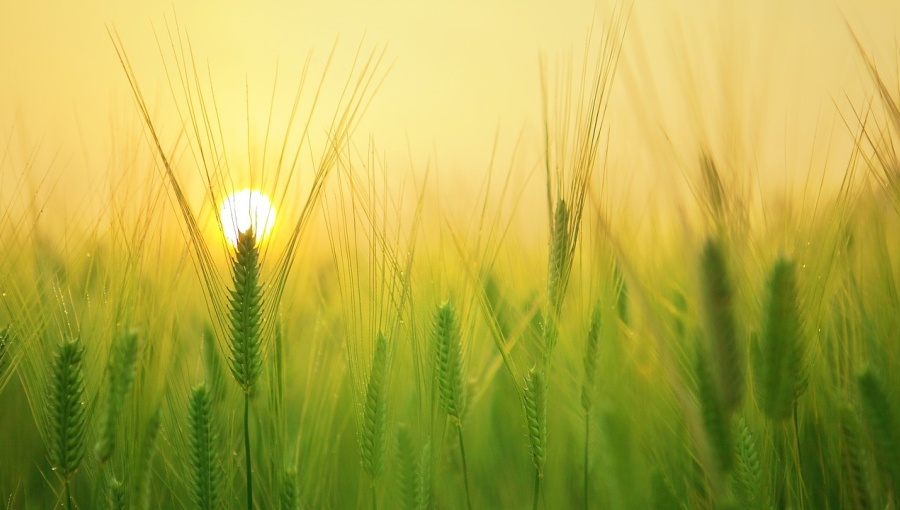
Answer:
(0, 0, 898, 230)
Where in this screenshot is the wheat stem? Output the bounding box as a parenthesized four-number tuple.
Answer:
(245, 394, 253, 509)
(583, 411, 590, 510)
(456, 422, 473, 510)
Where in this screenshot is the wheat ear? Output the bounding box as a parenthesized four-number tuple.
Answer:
(523, 365, 547, 510)
(188, 383, 223, 510)
(95, 328, 139, 463)
(699, 237, 743, 413)
(362, 331, 389, 487)
(754, 257, 805, 421)
(227, 228, 265, 510)
(431, 300, 472, 509)
(857, 369, 900, 497)
(47, 337, 86, 510)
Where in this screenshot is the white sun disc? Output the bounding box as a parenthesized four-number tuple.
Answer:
(219, 189, 277, 246)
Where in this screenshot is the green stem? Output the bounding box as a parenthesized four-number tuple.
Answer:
(583, 411, 590, 510)
(457, 422, 473, 510)
(532, 469, 541, 510)
(65, 479, 73, 510)
(792, 404, 805, 507)
(371, 482, 378, 510)
(245, 393, 253, 510)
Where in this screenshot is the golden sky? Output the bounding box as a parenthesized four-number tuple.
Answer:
(1, 0, 898, 224)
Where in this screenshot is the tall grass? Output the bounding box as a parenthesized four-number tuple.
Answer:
(5, 7, 900, 510)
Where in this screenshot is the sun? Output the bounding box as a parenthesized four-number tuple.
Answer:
(219, 189, 277, 246)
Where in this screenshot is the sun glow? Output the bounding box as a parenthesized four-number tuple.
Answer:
(219, 189, 277, 246)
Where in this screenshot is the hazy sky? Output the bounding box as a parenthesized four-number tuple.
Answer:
(1, 0, 898, 220)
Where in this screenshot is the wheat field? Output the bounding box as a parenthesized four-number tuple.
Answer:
(2, 1, 900, 509)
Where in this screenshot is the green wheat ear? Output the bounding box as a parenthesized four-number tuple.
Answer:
(135, 406, 162, 510)
(840, 405, 872, 510)
(188, 383, 223, 510)
(47, 338, 87, 491)
(732, 417, 763, 510)
(396, 426, 418, 510)
(227, 228, 264, 395)
(281, 469, 299, 510)
(581, 303, 602, 412)
(361, 331, 389, 480)
(417, 443, 432, 510)
(698, 237, 743, 413)
(694, 345, 733, 475)
(433, 300, 466, 420)
(523, 365, 548, 477)
(754, 256, 805, 422)
(105, 474, 126, 510)
(857, 369, 900, 496)
(95, 328, 139, 463)
(547, 198, 570, 314)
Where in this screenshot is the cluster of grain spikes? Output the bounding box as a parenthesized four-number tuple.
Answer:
(529, 7, 627, 507)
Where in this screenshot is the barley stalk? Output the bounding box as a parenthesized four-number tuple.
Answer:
(523, 365, 547, 510)
(188, 383, 223, 510)
(281, 470, 298, 510)
(396, 426, 417, 510)
(695, 345, 732, 478)
(698, 237, 743, 413)
(417, 443, 432, 510)
(47, 337, 86, 510)
(857, 369, 900, 497)
(754, 257, 804, 422)
(840, 406, 871, 510)
(134, 406, 162, 510)
(732, 417, 763, 510)
(431, 301, 472, 509)
(362, 331, 389, 484)
(433, 300, 466, 420)
(581, 304, 602, 510)
(227, 228, 265, 510)
(227, 228, 265, 394)
(581, 304, 602, 412)
(95, 328, 139, 463)
(105, 474, 126, 510)
(547, 198, 570, 316)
